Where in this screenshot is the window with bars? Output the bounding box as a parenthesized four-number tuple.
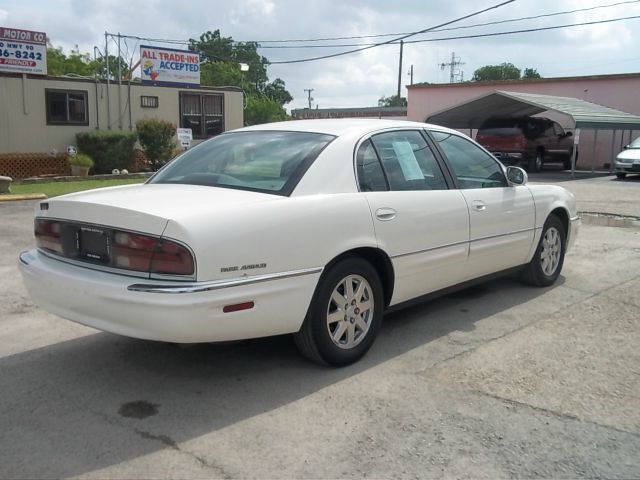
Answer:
(179, 92, 224, 138)
(140, 96, 159, 108)
(45, 89, 89, 125)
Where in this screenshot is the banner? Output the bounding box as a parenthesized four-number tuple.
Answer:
(140, 45, 200, 86)
(0, 27, 47, 75)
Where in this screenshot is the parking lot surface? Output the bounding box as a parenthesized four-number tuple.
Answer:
(1, 173, 639, 479)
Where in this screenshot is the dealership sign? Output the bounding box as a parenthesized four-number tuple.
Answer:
(140, 45, 200, 86)
(0, 27, 47, 75)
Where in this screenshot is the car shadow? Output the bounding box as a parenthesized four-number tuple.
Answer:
(0, 274, 561, 478)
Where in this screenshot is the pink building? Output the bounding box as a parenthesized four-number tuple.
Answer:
(407, 73, 640, 169)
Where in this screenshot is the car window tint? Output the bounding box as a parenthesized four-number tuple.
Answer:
(429, 130, 507, 189)
(356, 140, 389, 192)
(149, 131, 335, 196)
(553, 122, 565, 136)
(370, 131, 448, 191)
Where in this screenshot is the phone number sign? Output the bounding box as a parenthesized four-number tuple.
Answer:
(0, 27, 47, 75)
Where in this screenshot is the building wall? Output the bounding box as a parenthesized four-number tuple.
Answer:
(0, 75, 244, 154)
(407, 74, 640, 169)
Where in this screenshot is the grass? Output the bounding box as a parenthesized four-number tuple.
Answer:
(5, 178, 147, 198)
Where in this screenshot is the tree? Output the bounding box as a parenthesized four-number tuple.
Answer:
(46, 44, 129, 79)
(378, 95, 407, 107)
(189, 29, 293, 125)
(471, 63, 543, 82)
(472, 63, 521, 81)
(523, 68, 542, 79)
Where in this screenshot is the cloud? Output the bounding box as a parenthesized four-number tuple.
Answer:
(1, 0, 639, 108)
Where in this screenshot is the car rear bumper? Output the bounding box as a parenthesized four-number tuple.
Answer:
(19, 249, 321, 343)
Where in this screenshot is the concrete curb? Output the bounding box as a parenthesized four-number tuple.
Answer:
(0, 193, 47, 202)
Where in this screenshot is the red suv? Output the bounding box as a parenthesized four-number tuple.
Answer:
(475, 117, 575, 172)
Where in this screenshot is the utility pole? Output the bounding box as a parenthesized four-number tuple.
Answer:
(304, 88, 314, 109)
(407, 64, 414, 85)
(397, 40, 404, 99)
(439, 52, 465, 83)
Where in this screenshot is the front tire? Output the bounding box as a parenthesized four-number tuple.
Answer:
(294, 257, 384, 366)
(521, 215, 566, 287)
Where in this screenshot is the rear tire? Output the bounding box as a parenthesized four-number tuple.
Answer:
(616, 172, 627, 179)
(528, 152, 544, 173)
(521, 215, 566, 287)
(294, 257, 383, 367)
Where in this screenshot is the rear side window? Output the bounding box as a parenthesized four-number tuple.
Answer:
(369, 130, 448, 191)
(429, 131, 507, 189)
(356, 140, 389, 192)
(149, 131, 334, 196)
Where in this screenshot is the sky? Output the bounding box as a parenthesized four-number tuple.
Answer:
(1, 0, 640, 111)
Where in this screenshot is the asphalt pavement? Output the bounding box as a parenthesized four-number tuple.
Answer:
(0, 173, 639, 479)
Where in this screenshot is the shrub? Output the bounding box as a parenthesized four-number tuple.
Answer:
(135, 119, 177, 170)
(69, 153, 94, 168)
(76, 130, 138, 174)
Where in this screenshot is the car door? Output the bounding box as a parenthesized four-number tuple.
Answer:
(356, 130, 470, 305)
(549, 122, 573, 160)
(428, 130, 536, 280)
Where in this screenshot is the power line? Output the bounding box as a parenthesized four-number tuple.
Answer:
(259, 15, 640, 51)
(269, 0, 517, 65)
(248, 0, 640, 44)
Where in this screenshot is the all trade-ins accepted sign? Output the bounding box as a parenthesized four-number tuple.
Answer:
(0, 27, 47, 75)
(140, 45, 200, 86)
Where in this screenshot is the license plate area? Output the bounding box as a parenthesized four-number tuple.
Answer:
(78, 226, 111, 263)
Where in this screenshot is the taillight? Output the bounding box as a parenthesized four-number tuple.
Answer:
(35, 219, 64, 254)
(35, 219, 194, 277)
(111, 231, 195, 276)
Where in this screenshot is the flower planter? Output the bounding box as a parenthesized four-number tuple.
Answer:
(70, 165, 90, 177)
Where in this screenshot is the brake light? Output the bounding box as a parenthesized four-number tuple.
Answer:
(35, 219, 63, 254)
(34, 219, 194, 277)
(112, 231, 194, 276)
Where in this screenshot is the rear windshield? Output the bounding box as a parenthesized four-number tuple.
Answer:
(478, 118, 539, 136)
(149, 131, 335, 196)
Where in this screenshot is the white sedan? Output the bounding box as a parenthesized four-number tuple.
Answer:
(19, 120, 579, 366)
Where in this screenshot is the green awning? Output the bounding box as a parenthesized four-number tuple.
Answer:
(426, 90, 640, 130)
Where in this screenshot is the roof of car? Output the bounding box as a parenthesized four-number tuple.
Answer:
(231, 119, 455, 137)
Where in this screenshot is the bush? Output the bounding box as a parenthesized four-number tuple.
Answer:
(76, 130, 138, 174)
(135, 119, 177, 170)
(69, 153, 94, 168)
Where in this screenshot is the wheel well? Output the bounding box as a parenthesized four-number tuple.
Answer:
(325, 248, 395, 308)
(549, 207, 569, 238)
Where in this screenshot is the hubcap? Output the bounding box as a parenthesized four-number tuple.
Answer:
(540, 226, 561, 276)
(326, 274, 374, 349)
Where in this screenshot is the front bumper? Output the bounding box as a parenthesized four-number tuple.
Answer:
(567, 215, 580, 252)
(614, 161, 640, 174)
(19, 249, 321, 343)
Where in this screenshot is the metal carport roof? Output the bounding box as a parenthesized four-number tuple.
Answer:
(426, 90, 640, 130)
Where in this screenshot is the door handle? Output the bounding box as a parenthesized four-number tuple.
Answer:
(375, 208, 397, 221)
(471, 200, 486, 212)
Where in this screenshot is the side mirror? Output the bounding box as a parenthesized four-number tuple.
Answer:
(565, 131, 573, 137)
(624, 144, 630, 150)
(506, 166, 528, 186)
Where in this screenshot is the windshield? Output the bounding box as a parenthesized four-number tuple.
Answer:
(629, 137, 640, 149)
(149, 131, 335, 196)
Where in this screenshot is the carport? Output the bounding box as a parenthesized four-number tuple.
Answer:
(426, 90, 640, 175)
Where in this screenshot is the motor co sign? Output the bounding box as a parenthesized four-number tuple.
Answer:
(0, 27, 47, 75)
(140, 45, 200, 86)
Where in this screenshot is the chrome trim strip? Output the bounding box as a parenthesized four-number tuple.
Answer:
(470, 227, 535, 243)
(391, 240, 468, 259)
(19, 251, 30, 265)
(390, 227, 535, 260)
(127, 267, 324, 294)
(570, 215, 580, 222)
